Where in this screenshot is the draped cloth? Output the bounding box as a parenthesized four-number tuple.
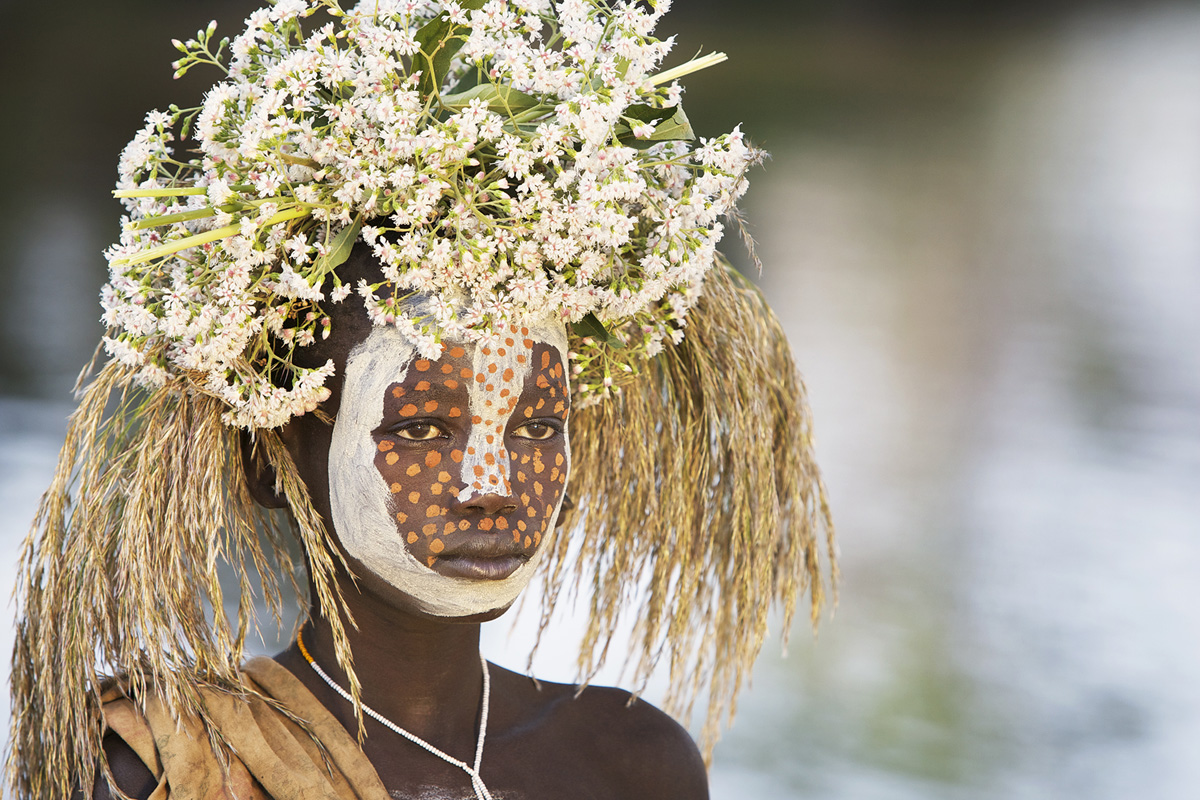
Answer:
(100, 657, 390, 800)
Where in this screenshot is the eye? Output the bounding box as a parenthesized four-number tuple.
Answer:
(394, 421, 447, 441)
(512, 421, 561, 441)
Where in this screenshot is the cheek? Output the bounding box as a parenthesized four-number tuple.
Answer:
(374, 441, 461, 563)
(509, 444, 569, 550)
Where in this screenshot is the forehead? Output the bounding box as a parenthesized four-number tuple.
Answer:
(344, 322, 571, 407)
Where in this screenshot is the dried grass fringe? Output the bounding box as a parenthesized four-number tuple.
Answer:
(546, 262, 837, 758)
(7, 263, 834, 796)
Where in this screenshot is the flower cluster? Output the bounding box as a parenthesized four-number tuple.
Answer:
(104, 0, 759, 428)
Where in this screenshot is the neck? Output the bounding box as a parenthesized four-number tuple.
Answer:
(284, 578, 489, 746)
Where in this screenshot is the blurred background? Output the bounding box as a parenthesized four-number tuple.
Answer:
(2, 1, 1199, 797)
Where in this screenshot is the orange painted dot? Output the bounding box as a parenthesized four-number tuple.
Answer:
(449, 407, 461, 418)
(502, 368, 514, 381)
(408, 491, 421, 503)
(450, 346, 466, 358)
(495, 517, 508, 530)
(427, 556, 437, 567)
(425, 451, 442, 468)
(541, 351, 550, 369)
(517, 355, 527, 364)
(485, 384, 494, 392)
(486, 434, 495, 445)
(378, 440, 394, 452)
(459, 520, 471, 531)
(517, 520, 527, 532)
(479, 518, 494, 531)
(534, 531, 542, 546)
(487, 363, 497, 374)
(512, 531, 521, 543)
(438, 471, 451, 483)
(407, 532, 419, 544)
(441, 364, 453, 374)
(424, 400, 438, 413)
(536, 399, 545, 410)
(467, 446, 476, 455)
(431, 483, 443, 495)
(425, 505, 442, 518)
(520, 455, 530, 465)
(475, 373, 486, 384)
(401, 403, 418, 416)
(498, 348, 507, 357)
(406, 463, 421, 477)
(392, 386, 406, 398)
(386, 452, 399, 466)
(521, 327, 529, 336)
(555, 453, 564, 466)
(484, 453, 496, 466)
(523, 407, 533, 419)
(473, 481, 483, 490)
(445, 379, 458, 389)
(500, 388, 510, 398)
(488, 475, 499, 485)
(526, 506, 537, 518)
(555, 401, 566, 414)
(429, 538, 444, 554)
(396, 512, 408, 523)
(482, 347, 492, 356)
(518, 473, 527, 484)
(534, 481, 543, 497)
(444, 522, 457, 535)
(473, 465, 485, 477)
(415, 381, 431, 391)
(461, 367, 473, 379)
(534, 460, 545, 474)
(551, 467, 560, 482)
(451, 450, 463, 463)
(537, 375, 550, 389)
(524, 535, 532, 548)
(390, 483, 402, 493)
(472, 415, 483, 425)
(423, 523, 438, 536)
(415, 360, 430, 372)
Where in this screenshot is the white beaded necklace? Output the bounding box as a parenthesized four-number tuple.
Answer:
(297, 631, 494, 800)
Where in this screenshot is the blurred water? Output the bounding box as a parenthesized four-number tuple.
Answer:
(2, 4, 1200, 799)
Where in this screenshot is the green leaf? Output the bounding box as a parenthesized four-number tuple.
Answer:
(313, 218, 362, 276)
(572, 313, 613, 344)
(616, 104, 694, 148)
(414, 0, 486, 99)
(649, 106, 694, 141)
(441, 82, 540, 115)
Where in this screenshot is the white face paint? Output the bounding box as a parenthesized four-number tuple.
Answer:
(328, 320, 570, 617)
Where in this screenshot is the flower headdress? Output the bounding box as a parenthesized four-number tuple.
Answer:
(9, 0, 835, 796)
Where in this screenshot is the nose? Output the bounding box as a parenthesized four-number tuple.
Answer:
(460, 491, 518, 515)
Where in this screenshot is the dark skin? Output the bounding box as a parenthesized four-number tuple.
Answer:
(92, 250, 709, 800)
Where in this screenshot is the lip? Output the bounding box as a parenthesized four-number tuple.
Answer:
(427, 536, 529, 580)
(431, 554, 528, 580)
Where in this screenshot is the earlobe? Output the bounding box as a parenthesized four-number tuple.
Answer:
(239, 429, 289, 509)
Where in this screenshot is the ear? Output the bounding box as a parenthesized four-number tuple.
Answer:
(239, 428, 289, 509)
(555, 491, 574, 529)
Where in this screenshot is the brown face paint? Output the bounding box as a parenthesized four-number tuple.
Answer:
(367, 324, 570, 581)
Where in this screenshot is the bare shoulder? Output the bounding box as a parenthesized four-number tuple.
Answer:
(494, 668, 709, 800)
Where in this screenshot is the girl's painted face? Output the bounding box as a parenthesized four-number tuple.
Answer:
(328, 320, 570, 617)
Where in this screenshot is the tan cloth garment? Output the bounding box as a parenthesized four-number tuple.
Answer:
(101, 657, 390, 800)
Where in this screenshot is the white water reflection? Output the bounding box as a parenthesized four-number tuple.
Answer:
(3, 5, 1200, 799)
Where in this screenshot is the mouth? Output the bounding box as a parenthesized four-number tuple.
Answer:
(427, 537, 529, 580)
